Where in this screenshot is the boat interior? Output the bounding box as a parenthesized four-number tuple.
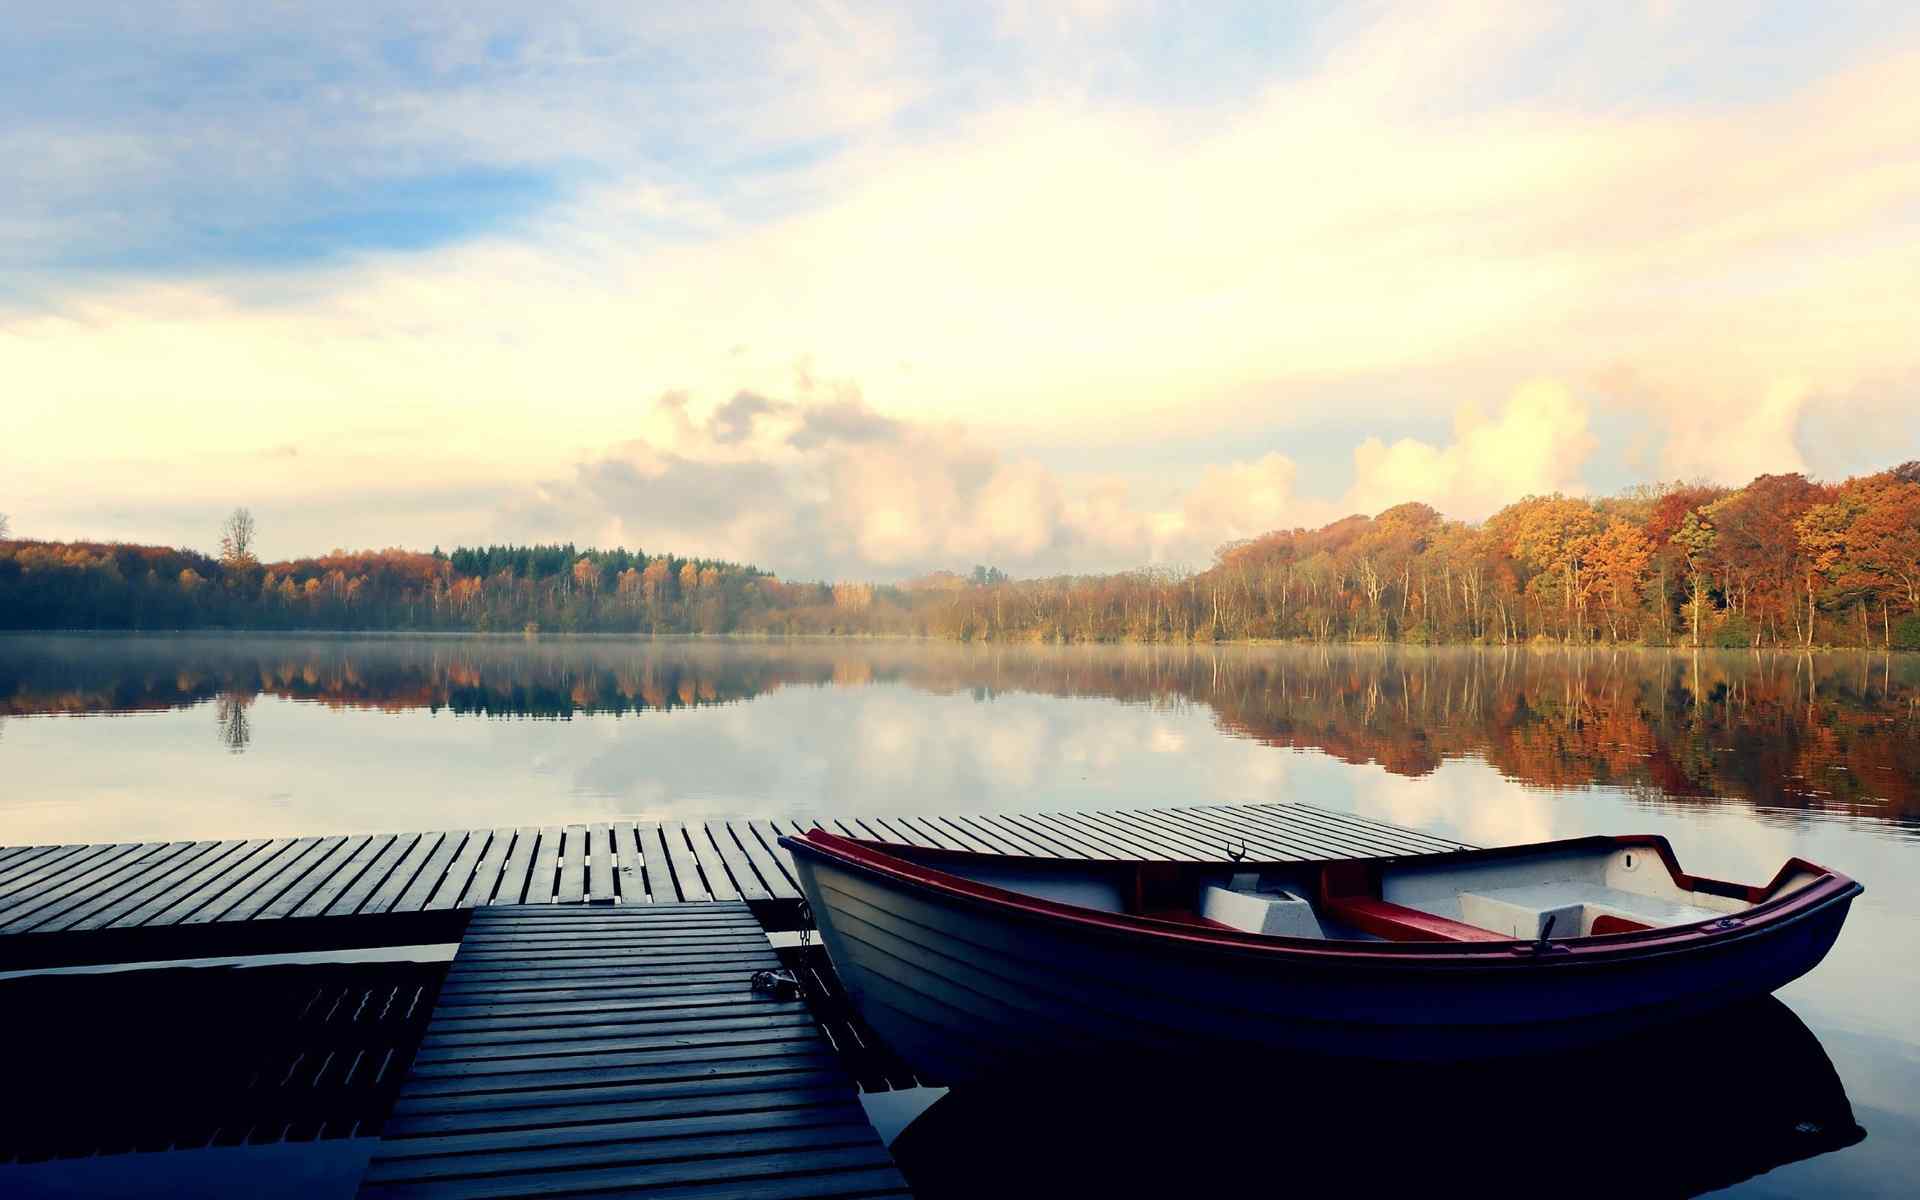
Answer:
(899, 839, 1827, 943)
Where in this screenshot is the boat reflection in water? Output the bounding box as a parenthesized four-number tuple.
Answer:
(890, 998, 1861, 1198)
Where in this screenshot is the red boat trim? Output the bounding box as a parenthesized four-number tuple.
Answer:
(1590, 914, 1652, 936)
(785, 828, 1862, 967)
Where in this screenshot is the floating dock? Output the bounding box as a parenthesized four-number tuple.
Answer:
(0, 803, 1471, 969)
(359, 903, 908, 1199)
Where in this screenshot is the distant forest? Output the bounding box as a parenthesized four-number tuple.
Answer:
(2, 463, 1917, 648)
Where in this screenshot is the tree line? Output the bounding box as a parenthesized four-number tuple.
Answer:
(1, 463, 1916, 647)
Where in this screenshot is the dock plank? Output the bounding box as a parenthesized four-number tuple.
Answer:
(523, 826, 562, 904)
(0, 804, 1474, 960)
(317, 833, 417, 918)
(217, 835, 346, 922)
(587, 822, 613, 903)
(556, 825, 588, 904)
(657, 822, 712, 903)
(357, 902, 908, 1199)
(699, 823, 771, 903)
(31, 839, 226, 933)
(114, 837, 288, 928)
(427, 830, 494, 910)
(454, 828, 518, 909)
(612, 822, 650, 903)
(0, 840, 180, 933)
(492, 826, 541, 906)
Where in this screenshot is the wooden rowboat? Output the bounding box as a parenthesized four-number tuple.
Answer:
(780, 828, 1860, 1080)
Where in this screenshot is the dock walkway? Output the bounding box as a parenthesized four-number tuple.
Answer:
(357, 902, 910, 1199)
(0, 803, 1473, 967)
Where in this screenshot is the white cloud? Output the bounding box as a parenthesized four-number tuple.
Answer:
(1658, 378, 1810, 483)
(1346, 380, 1596, 519)
(503, 379, 1598, 579)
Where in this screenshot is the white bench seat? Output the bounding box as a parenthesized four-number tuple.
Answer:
(1457, 883, 1725, 939)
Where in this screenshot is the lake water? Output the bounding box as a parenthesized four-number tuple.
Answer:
(2, 633, 1917, 1195)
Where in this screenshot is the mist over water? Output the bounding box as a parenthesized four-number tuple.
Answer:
(3, 634, 1918, 1194)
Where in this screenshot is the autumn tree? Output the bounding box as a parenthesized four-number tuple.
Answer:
(1489, 495, 1605, 641)
(1670, 510, 1716, 647)
(1798, 470, 1920, 646)
(1579, 520, 1653, 642)
(219, 507, 258, 569)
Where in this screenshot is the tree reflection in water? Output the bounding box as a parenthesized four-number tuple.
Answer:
(3, 638, 1913, 826)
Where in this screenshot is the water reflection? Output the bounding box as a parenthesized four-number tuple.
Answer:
(891, 998, 1861, 1199)
(2, 636, 1914, 828)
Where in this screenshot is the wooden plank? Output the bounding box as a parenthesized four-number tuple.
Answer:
(696, 822, 771, 903)
(114, 837, 291, 928)
(390, 831, 469, 914)
(655, 823, 712, 903)
(744, 821, 804, 891)
(1284, 801, 1470, 851)
(895, 815, 980, 852)
(338, 832, 431, 916)
(454, 828, 518, 908)
(556, 824, 588, 904)
(1147, 807, 1315, 862)
(67, 840, 247, 931)
(634, 825, 678, 901)
(0, 842, 93, 895)
(379, 1078, 869, 1138)
(368, 1092, 855, 1148)
(0, 840, 151, 920)
(174, 835, 325, 925)
(523, 826, 562, 904)
(1181, 804, 1378, 859)
(256, 833, 370, 920)
(1085, 807, 1220, 858)
(0, 839, 183, 933)
(612, 821, 650, 903)
(587, 822, 613, 903)
(723, 821, 801, 901)
(309, 833, 412, 918)
(0, 842, 114, 907)
(677, 821, 737, 901)
(1202, 803, 1403, 858)
(213, 835, 345, 922)
(427, 829, 494, 910)
(359, 901, 903, 1200)
(939, 814, 1030, 856)
(990, 810, 1113, 856)
(32, 839, 227, 933)
(491, 826, 542, 906)
(1049, 811, 1177, 860)
(362, 1120, 888, 1187)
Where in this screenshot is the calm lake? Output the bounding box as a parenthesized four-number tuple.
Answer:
(2, 634, 1917, 1195)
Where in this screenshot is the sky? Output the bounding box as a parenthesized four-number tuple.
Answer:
(4, 1, 1918, 580)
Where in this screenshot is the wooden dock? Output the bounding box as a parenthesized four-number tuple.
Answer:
(357, 903, 910, 1199)
(0, 803, 1472, 968)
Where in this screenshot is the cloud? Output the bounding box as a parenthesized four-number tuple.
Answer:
(504, 379, 1600, 579)
(1346, 380, 1596, 519)
(1657, 378, 1810, 483)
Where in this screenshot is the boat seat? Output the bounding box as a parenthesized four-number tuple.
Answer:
(1319, 894, 1509, 943)
(1457, 883, 1726, 939)
(1317, 862, 1508, 942)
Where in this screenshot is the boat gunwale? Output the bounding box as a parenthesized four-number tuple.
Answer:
(782, 829, 1863, 969)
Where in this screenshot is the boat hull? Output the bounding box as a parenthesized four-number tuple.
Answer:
(789, 843, 1857, 1082)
